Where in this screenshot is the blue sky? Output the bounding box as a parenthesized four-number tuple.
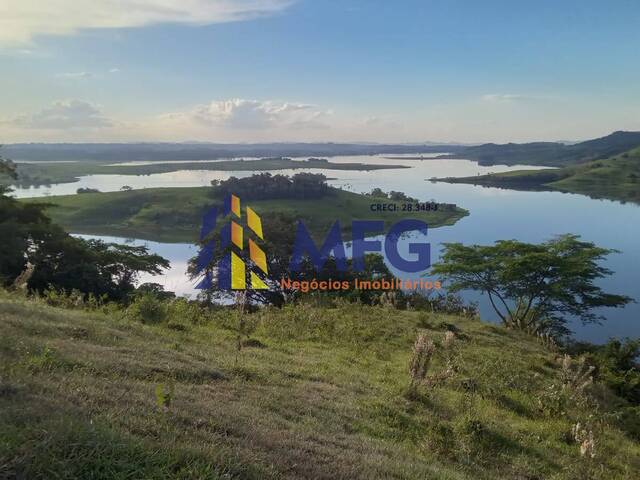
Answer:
(2, 0, 639, 143)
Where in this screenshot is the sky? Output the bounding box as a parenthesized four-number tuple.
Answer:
(1, 0, 639, 144)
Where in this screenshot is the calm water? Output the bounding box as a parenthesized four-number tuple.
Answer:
(14, 155, 639, 342)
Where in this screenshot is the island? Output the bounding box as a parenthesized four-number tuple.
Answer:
(21, 185, 467, 243)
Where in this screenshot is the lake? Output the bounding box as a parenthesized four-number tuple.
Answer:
(13, 155, 640, 342)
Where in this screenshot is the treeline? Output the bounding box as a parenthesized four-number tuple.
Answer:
(368, 187, 418, 202)
(211, 172, 330, 200)
(367, 188, 458, 211)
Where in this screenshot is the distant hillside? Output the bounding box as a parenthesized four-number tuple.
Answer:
(440, 131, 640, 167)
(436, 147, 640, 204)
(3, 142, 466, 162)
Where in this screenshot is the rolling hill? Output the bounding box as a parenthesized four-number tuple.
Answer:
(439, 131, 640, 167)
(435, 147, 640, 204)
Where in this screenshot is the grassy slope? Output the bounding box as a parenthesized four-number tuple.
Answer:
(20, 187, 468, 243)
(1, 292, 639, 479)
(12, 158, 409, 187)
(435, 148, 640, 204)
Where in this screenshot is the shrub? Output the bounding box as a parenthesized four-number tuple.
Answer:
(167, 297, 208, 325)
(126, 293, 167, 324)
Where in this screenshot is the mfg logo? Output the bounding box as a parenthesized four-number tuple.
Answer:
(290, 219, 430, 273)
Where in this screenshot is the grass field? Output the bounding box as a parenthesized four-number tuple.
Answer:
(1, 291, 639, 479)
(435, 148, 640, 204)
(10, 157, 409, 188)
(20, 187, 468, 243)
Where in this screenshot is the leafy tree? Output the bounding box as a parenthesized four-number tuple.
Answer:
(432, 235, 632, 336)
(136, 282, 176, 300)
(0, 148, 169, 300)
(28, 238, 169, 301)
(367, 188, 417, 202)
(0, 149, 17, 183)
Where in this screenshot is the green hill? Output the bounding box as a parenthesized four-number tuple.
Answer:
(1, 291, 639, 479)
(439, 131, 640, 167)
(435, 147, 640, 204)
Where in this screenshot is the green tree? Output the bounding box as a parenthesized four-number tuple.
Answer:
(432, 234, 632, 336)
(28, 238, 170, 301)
(0, 148, 17, 198)
(0, 148, 169, 300)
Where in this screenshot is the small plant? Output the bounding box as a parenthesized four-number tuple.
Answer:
(409, 333, 435, 387)
(443, 330, 455, 348)
(432, 330, 459, 385)
(536, 381, 569, 417)
(155, 382, 174, 412)
(572, 422, 596, 459)
(422, 422, 456, 458)
(536, 355, 595, 417)
(416, 312, 432, 329)
(560, 354, 594, 398)
(42, 286, 85, 308)
(378, 290, 397, 308)
(25, 346, 62, 372)
(408, 330, 462, 393)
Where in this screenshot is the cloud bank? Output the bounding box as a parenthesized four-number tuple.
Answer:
(12, 100, 112, 129)
(0, 0, 293, 46)
(164, 98, 329, 130)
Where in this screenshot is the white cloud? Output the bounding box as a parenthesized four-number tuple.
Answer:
(55, 71, 93, 79)
(165, 98, 329, 130)
(362, 115, 401, 129)
(0, 0, 294, 47)
(109, 67, 120, 73)
(481, 93, 544, 103)
(12, 100, 112, 129)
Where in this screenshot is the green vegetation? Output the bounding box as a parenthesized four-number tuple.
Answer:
(432, 235, 632, 337)
(1, 163, 169, 300)
(20, 186, 467, 243)
(1, 291, 639, 479)
(11, 157, 409, 187)
(436, 147, 640, 204)
(210, 172, 330, 200)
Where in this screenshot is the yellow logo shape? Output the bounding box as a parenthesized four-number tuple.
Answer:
(227, 197, 269, 290)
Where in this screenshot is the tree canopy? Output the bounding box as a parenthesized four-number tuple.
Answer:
(211, 172, 329, 200)
(0, 148, 169, 301)
(432, 235, 633, 336)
